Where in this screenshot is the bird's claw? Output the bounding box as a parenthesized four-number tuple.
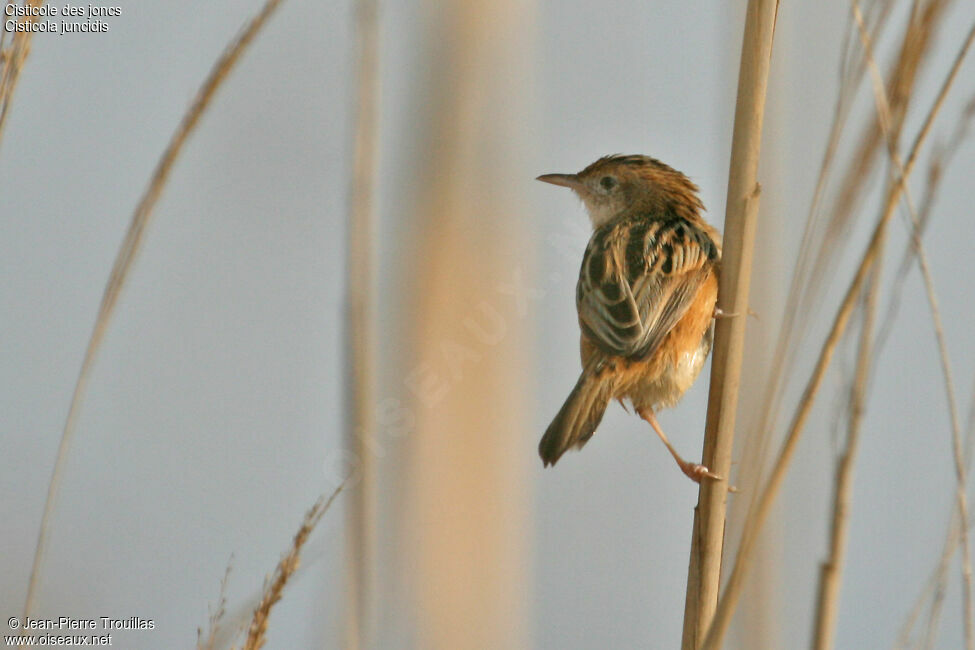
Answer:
(680, 461, 722, 483)
(713, 307, 760, 321)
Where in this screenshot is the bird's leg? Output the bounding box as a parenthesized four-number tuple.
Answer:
(637, 407, 721, 483)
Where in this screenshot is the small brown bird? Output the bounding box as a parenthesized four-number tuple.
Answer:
(537, 154, 722, 481)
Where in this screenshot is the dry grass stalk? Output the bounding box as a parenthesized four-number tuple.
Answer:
(899, 505, 974, 648)
(702, 208, 869, 650)
(733, 13, 925, 597)
(898, 476, 975, 648)
(920, 385, 975, 645)
(910, 178, 975, 650)
(680, 1, 779, 648)
(240, 483, 346, 650)
(876, 93, 975, 366)
(810, 6, 900, 646)
(753, 0, 944, 472)
(0, 0, 44, 150)
(899, 523, 958, 648)
(804, 0, 946, 300)
(852, 10, 975, 646)
(343, 1, 380, 648)
(913, 372, 975, 648)
(921, 523, 965, 649)
(197, 560, 233, 650)
(809, 268, 881, 650)
(726, 7, 892, 558)
(701, 15, 975, 649)
(902, 94, 975, 650)
(894, 104, 975, 650)
(22, 0, 286, 618)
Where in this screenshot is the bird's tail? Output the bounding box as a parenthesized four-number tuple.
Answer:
(539, 357, 614, 467)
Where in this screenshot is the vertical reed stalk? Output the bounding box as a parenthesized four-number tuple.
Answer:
(343, 0, 380, 648)
(700, 17, 975, 648)
(681, 1, 779, 648)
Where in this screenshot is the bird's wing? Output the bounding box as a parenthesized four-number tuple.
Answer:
(576, 215, 719, 359)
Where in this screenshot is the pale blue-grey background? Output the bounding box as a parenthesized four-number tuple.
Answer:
(3, 1, 974, 648)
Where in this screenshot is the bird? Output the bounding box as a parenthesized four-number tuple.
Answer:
(537, 154, 723, 482)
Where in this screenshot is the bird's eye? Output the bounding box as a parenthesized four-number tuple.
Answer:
(599, 176, 617, 191)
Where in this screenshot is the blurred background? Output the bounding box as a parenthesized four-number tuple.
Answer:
(3, 0, 975, 648)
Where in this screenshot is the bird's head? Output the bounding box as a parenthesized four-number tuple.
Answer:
(537, 154, 704, 228)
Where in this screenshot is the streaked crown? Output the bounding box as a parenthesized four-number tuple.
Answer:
(538, 154, 705, 228)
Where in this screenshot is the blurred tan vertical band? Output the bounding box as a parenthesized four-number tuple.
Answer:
(344, 0, 380, 648)
(681, 1, 779, 649)
(399, 1, 534, 648)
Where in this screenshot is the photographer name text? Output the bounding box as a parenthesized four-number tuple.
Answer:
(10, 616, 154, 631)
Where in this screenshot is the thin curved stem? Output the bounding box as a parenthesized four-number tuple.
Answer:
(22, 0, 286, 617)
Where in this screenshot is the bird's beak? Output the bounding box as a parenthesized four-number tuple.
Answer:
(536, 173, 584, 191)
